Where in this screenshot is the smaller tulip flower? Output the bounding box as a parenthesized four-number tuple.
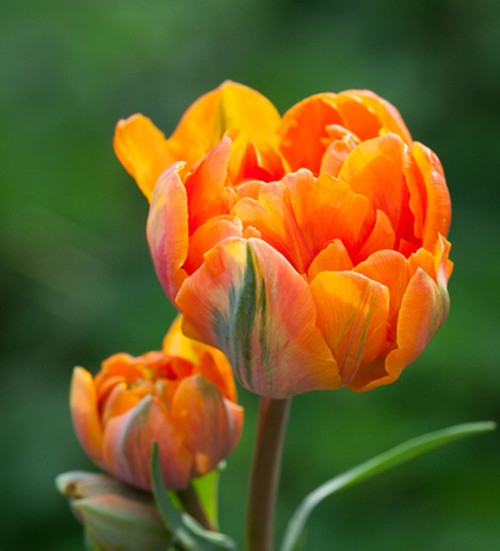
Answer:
(70, 317, 243, 491)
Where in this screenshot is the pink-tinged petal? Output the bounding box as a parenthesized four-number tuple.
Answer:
(176, 237, 339, 398)
(235, 180, 265, 200)
(279, 93, 342, 174)
(70, 367, 105, 468)
(167, 81, 281, 167)
(413, 142, 452, 248)
(339, 133, 415, 245)
(113, 114, 173, 202)
(353, 209, 395, 263)
(102, 396, 192, 491)
(147, 162, 189, 304)
(184, 137, 232, 235)
(171, 375, 243, 476)
(354, 250, 409, 337)
(310, 271, 390, 385)
(232, 169, 370, 274)
(335, 90, 413, 145)
(184, 215, 243, 275)
(307, 239, 353, 280)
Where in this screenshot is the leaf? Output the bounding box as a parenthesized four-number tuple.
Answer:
(191, 461, 226, 530)
(150, 442, 239, 551)
(280, 421, 496, 551)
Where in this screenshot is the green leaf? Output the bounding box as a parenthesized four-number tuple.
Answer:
(150, 442, 239, 551)
(191, 461, 226, 530)
(280, 421, 496, 551)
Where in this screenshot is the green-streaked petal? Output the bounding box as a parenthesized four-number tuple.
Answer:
(176, 237, 339, 398)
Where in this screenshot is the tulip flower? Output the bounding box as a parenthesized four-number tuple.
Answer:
(114, 81, 452, 398)
(70, 317, 243, 490)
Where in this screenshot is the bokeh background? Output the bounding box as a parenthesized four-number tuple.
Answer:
(1, 1, 499, 549)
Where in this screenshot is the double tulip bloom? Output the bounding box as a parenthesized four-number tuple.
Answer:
(70, 317, 243, 490)
(114, 81, 452, 399)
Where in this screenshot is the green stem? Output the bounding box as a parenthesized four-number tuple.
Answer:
(176, 483, 214, 531)
(246, 397, 291, 551)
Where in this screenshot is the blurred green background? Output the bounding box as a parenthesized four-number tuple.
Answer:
(1, 0, 499, 549)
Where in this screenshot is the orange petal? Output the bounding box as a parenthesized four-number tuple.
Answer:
(310, 271, 390, 385)
(184, 215, 243, 275)
(354, 209, 395, 263)
(232, 169, 370, 274)
(113, 114, 172, 202)
(102, 396, 192, 490)
(167, 81, 281, 167)
(162, 315, 238, 403)
(176, 237, 339, 398)
(307, 239, 353, 280)
(184, 137, 232, 235)
(320, 125, 360, 177)
(335, 90, 413, 145)
(100, 382, 144, 426)
(354, 250, 409, 335)
(229, 138, 286, 184)
(147, 162, 189, 304)
(338, 133, 414, 245)
(171, 375, 243, 476)
(279, 93, 342, 173)
(412, 142, 451, 249)
(70, 367, 105, 468)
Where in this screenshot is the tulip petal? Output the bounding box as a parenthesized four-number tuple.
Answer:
(171, 375, 243, 476)
(338, 133, 415, 247)
(310, 271, 390, 385)
(413, 142, 452, 249)
(184, 137, 232, 235)
(307, 239, 353, 280)
(353, 250, 409, 331)
(232, 169, 370, 274)
(70, 367, 105, 468)
(279, 93, 342, 173)
(176, 237, 339, 398)
(354, 209, 396, 263)
(335, 90, 413, 145)
(349, 243, 450, 392)
(147, 162, 189, 304)
(113, 114, 173, 202)
(167, 80, 281, 167)
(162, 315, 238, 403)
(103, 396, 192, 490)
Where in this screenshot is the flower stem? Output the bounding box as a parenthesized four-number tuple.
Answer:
(246, 397, 291, 551)
(176, 482, 214, 531)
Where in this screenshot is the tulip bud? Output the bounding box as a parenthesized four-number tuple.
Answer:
(70, 316, 243, 491)
(56, 471, 170, 551)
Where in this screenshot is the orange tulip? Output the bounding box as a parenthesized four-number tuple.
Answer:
(70, 317, 243, 490)
(114, 81, 452, 398)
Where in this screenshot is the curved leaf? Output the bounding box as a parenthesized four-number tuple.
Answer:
(280, 421, 495, 551)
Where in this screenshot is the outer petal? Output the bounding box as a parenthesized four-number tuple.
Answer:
(349, 237, 451, 392)
(171, 375, 243, 476)
(147, 162, 189, 304)
(413, 142, 452, 249)
(310, 271, 390, 385)
(70, 367, 105, 468)
(335, 90, 413, 145)
(102, 396, 192, 490)
(113, 114, 173, 202)
(307, 238, 353, 280)
(176, 237, 339, 398)
(167, 81, 281, 167)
